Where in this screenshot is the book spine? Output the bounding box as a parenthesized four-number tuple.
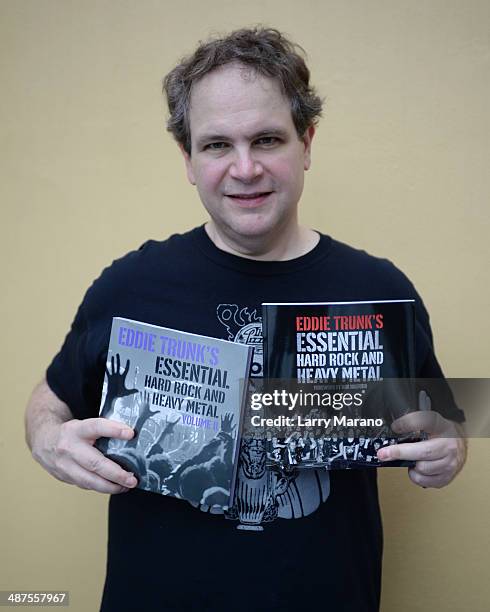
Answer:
(229, 347, 253, 507)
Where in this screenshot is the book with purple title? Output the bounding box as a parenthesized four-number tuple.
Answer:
(96, 317, 253, 509)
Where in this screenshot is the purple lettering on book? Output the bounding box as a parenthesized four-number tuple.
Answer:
(159, 335, 220, 365)
(118, 326, 156, 352)
(181, 414, 214, 429)
(116, 326, 220, 365)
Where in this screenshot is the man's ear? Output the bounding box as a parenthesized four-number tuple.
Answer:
(302, 125, 315, 171)
(179, 143, 196, 185)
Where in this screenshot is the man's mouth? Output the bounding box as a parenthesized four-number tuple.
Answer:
(225, 192, 273, 206)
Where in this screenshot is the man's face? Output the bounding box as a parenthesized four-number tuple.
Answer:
(182, 63, 314, 245)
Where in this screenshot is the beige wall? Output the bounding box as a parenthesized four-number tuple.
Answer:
(2, 1, 489, 610)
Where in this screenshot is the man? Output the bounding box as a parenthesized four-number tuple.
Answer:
(25, 27, 466, 611)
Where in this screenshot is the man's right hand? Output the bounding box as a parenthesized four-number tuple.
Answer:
(26, 379, 138, 494)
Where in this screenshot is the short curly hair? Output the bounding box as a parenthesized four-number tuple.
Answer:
(163, 27, 323, 155)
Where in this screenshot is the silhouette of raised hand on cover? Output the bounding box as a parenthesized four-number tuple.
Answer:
(221, 413, 236, 437)
(97, 354, 138, 454)
(101, 354, 138, 420)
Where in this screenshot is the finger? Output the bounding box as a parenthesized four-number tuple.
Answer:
(77, 418, 134, 441)
(377, 438, 448, 462)
(111, 354, 115, 374)
(50, 457, 133, 493)
(412, 457, 449, 476)
(123, 358, 130, 376)
(68, 463, 135, 494)
(408, 468, 450, 489)
(418, 389, 431, 412)
(116, 353, 121, 373)
(391, 411, 445, 435)
(76, 447, 138, 488)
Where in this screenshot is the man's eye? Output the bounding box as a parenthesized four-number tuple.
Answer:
(255, 136, 279, 146)
(205, 142, 228, 151)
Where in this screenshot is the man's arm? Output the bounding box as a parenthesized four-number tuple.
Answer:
(25, 378, 138, 494)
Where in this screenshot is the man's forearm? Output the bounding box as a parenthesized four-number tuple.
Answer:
(25, 378, 73, 457)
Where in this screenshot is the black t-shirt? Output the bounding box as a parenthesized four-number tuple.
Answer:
(46, 227, 463, 612)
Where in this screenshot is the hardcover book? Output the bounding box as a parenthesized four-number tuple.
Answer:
(260, 300, 419, 469)
(96, 317, 253, 509)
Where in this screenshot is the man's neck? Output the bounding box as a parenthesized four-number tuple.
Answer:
(204, 221, 319, 261)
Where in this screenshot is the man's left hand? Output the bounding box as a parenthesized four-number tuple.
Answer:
(377, 410, 467, 488)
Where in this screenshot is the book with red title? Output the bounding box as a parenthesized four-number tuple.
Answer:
(260, 300, 420, 469)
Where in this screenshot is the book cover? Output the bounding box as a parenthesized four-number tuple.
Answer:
(260, 300, 419, 469)
(96, 317, 253, 509)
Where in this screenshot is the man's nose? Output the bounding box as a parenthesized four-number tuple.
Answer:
(228, 149, 263, 182)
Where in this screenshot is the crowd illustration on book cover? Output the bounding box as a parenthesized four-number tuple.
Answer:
(97, 353, 240, 507)
(265, 427, 401, 469)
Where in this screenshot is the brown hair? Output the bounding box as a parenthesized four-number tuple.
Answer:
(163, 27, 323, 155)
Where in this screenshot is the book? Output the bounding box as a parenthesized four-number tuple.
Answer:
(260, 300, 419, 469)
(96, 317, 253, 509)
